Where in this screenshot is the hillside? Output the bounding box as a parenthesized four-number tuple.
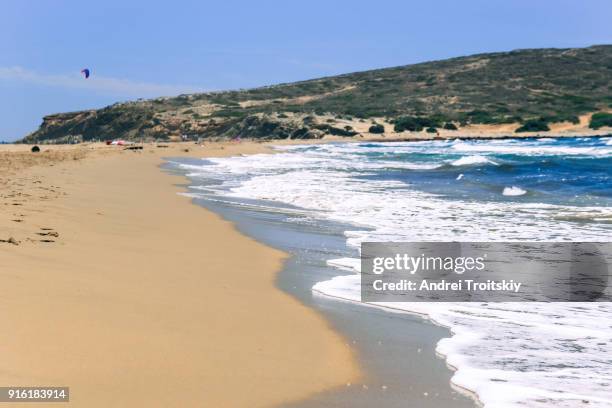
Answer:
(22, 45, 612, 143)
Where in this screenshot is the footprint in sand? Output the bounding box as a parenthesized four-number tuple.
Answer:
(37, 231, 59, 237)
(0, 237, 20, 245)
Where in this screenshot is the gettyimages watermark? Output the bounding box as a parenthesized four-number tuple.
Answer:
(361, 242, 612, 302)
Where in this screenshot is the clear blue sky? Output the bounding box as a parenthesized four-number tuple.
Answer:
(1, 0, 611, 141)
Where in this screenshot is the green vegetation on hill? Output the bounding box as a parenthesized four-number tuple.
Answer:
(515, 119, 551, 133)
(393, 116, 441, 132)
(368, 124, 385, 133)
(22, 45, 612, 143)
(589, 112, 612, 129)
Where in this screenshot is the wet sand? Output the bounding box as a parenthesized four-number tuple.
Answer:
(174, 159, 478, 407)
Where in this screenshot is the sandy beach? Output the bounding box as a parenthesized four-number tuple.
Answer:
(3, 4, 611, 405)
(1, 132, 610, 407)
(0, 142, 358, 407)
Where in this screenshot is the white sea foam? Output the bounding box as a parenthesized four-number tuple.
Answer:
(451, 155, 497, 166)
(182, 140, 612, 407)
(327, 257, 361, 272)
(452, 141, 611, 156)
(502, 186, 527, 196)
(314, 273, 612, 407)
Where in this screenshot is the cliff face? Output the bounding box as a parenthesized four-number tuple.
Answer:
(29, 111, 97, 143)
(22, 45, 612, 143)
(23, 107, 164, 143)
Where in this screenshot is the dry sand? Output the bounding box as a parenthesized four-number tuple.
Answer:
(0, 142, 359, 407)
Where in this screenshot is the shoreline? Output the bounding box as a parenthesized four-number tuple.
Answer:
(350, 132, 612, 143)
(311, 287, 484, 406)
(12, 128, 612, 148)
(0, 142, 359, 407)
(171, 139, 608, 407)
(2, 134, 610, 407)
(170, 154, 479, 407)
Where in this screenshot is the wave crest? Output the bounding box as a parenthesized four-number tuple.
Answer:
(451, 155, 498, 166)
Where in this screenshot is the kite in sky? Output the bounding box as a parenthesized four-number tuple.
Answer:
(81, 68, 90, 79)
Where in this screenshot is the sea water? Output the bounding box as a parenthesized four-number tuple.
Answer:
(176, 137, 612, 407)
